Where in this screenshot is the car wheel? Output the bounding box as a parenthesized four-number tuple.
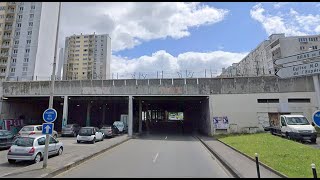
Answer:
(286, 132, 291, 140)
(57, 147, 63, 156)
(311, 138, 317, 144)
(34, 153, 41, 164)
(8, 159, 16, 164)
(91, 138, 95, 144)
(77, 140, 80, 143)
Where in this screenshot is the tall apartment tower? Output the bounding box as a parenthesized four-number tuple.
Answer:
(220, 33, 320, 77)
(63, 33, 111, 80)
(0, 2, 59, 81)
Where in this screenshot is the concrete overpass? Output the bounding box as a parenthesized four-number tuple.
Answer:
(0, 76, 315, 136)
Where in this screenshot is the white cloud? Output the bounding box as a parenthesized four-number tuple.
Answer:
(273, 2, 290, 9)
(250, 3, 320, 36)
(111, 51, 248, 78)
(59, 2, 229, 52)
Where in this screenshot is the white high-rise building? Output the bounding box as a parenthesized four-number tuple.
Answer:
(220, 33, 320, 77)
(63, 33, 111, 80)
(0, 2, 59, 81)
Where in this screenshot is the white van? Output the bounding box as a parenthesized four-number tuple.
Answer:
(270, 115, 317, 143)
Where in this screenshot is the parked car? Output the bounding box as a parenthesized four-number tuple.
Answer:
(269, 115, 317, 143)
(0, 130, 15, 149)
(7, 134, 63, 164)
(17, 125, 58, 139)
(113, 121, 126, 134)
(61, 124, 81, 137)
(76, 127, 104, 144)
(100, 125, 116, 138)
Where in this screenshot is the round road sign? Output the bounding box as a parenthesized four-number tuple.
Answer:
(312, 110, 320, 127)
(43, 108, 57, 123)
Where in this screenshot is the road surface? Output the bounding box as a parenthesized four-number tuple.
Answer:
(55, 134, 232, 178)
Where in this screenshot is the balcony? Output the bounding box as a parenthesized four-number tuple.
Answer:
(0, 53, 9, 58)
(3, 36, 11, 40)
(5, 18, 14, 22)
(7, 9, 15, 14)
(4, 26, 13, 31)
(1, 44, 10, 49)
(8, 2, 16, 6)
(0, 72, 6, 77)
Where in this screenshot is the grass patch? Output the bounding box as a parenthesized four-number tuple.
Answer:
(218, 133, 319, 178)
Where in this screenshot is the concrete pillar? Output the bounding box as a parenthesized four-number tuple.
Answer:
(128, 96, 133, 137)
(102, 104, 106, 125)
(139, 100, 142, 133)
(86, 102, 91, 126)
(313, 75, 320, 110)
(62, 95, 68, 128)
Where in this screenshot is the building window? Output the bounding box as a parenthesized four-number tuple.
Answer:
(28, 31, 32, 35)
(83, 54, 87, 56)
(257, 99, 279, 103)
(29, 22, 33, 26)
(19, 7, 24, 11)
(1, 69, 5, 73)
(84, 36, 88, 38)
(17, 23, 21, 27)
(14, 40, 19, 45)
(312, 46, 318, 50)
(23, 67, 28, 71)
(300, 46, 305, 50)
(18, 15, 23, 19)
(76, 41, 80, 43)
(12, 58, 16, 63)
(16, 31, 20, 36)
(0, 6, 5, 11)
(76, 45, 80, 47)
(0, 15, 4, 18)
(29, 14, 34, 18)
(26, 40, 31, 44)
(75, 50, 80, 52)
(25, 49, 30, 53)
(10, 68, 15, 72)
(31, 5, 35, 10)
(288, 98, 310, 103)
(24, 58, 29, 62)
(13, 49, 18, 54)
(75, 54, 79, 56)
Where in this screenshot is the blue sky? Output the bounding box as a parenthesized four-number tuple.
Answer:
(60, 2, 320, 78)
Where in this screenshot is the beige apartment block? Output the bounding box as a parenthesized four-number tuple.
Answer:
(220, 33, 320, 77)
(63, 33, 111, 80)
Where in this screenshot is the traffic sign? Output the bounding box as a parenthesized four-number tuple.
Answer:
(274, 49, 320, 65)
(312, 110, 320, 127)
(275, 61, 320, 79)
(43, 108, 57, 123)
(42, 123, 54, 135)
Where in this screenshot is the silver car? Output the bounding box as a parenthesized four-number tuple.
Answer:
(7, 135, 63, 164)
(17, 125, 58, 139)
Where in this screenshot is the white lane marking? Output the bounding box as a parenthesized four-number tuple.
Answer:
(153, 153, 159, 163)
(165, 136, 167, 140)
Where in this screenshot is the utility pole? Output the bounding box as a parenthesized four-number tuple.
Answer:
(43, 2, 61, 169)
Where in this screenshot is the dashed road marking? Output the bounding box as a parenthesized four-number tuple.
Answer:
(153, 153, 159, 163)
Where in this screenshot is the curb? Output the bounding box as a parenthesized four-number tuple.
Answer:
(217, 139, 288, 178)
(2, 136, 131, 178)
(195, 135, 242, 178)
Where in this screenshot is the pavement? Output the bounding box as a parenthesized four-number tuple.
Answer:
(55, 134, 232, 178)
(197, 135, 283, 178)
(0, 134, 130, 178)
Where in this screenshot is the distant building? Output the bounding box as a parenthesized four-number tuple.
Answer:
(63, 33, 111, 80)
(220, 33, 320, 77)
(0, 2, 59, 81)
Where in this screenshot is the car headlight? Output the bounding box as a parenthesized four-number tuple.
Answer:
(312, 129, 317, 133)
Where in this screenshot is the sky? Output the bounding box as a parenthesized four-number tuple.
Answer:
(57, 2, 320, 79)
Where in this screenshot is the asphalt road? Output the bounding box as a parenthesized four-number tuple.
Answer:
(55, 134, 232, 178)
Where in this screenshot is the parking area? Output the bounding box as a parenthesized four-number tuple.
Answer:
(0, 135, 127, 177)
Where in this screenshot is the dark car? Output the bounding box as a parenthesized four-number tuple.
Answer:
(100, 125, 117, 138)
(61, 124, 81, 137)
(0, 130, 15, 149)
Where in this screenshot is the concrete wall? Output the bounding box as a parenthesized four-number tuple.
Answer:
(209, 92, 317, 133)
(1, 76, 315, 96)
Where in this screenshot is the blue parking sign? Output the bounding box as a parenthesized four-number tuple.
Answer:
(42, 123, 54, 135)
(312, 110, 320, 127)
(43, 108, 57, 123)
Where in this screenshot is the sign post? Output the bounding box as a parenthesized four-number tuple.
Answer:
(42, 108, 57, 168)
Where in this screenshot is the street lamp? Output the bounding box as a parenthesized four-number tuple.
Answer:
(43, 2, 61, 169)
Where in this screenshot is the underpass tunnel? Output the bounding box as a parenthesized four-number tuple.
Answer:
(67, 96, 128, 129)
(132, 96, 209, 135)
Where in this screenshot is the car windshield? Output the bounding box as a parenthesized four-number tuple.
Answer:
(13, 137, 35, 147)
(286, 117, 310, 125)
(79, 128, 93, 135)
(21, 127, 34, 131)
(0, 131, 12, 136)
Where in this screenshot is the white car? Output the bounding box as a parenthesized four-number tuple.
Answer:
(18, 125, 58, 139)
(77, 127, 104, 144)
(7, 134, 63, 164)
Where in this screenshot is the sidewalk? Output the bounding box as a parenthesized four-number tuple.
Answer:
(0, 135, 131, 178)
(198, 135, 284, 178)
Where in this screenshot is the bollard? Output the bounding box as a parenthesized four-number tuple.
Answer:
(255, 153, 261, 178)
(312, 163, 317, 178)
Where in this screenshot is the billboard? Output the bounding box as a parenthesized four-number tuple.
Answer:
(213, 116, 229, 129)
(168, 112, 184, 121)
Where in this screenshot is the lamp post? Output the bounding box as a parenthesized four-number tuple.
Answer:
(43, 2, 61, 169)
